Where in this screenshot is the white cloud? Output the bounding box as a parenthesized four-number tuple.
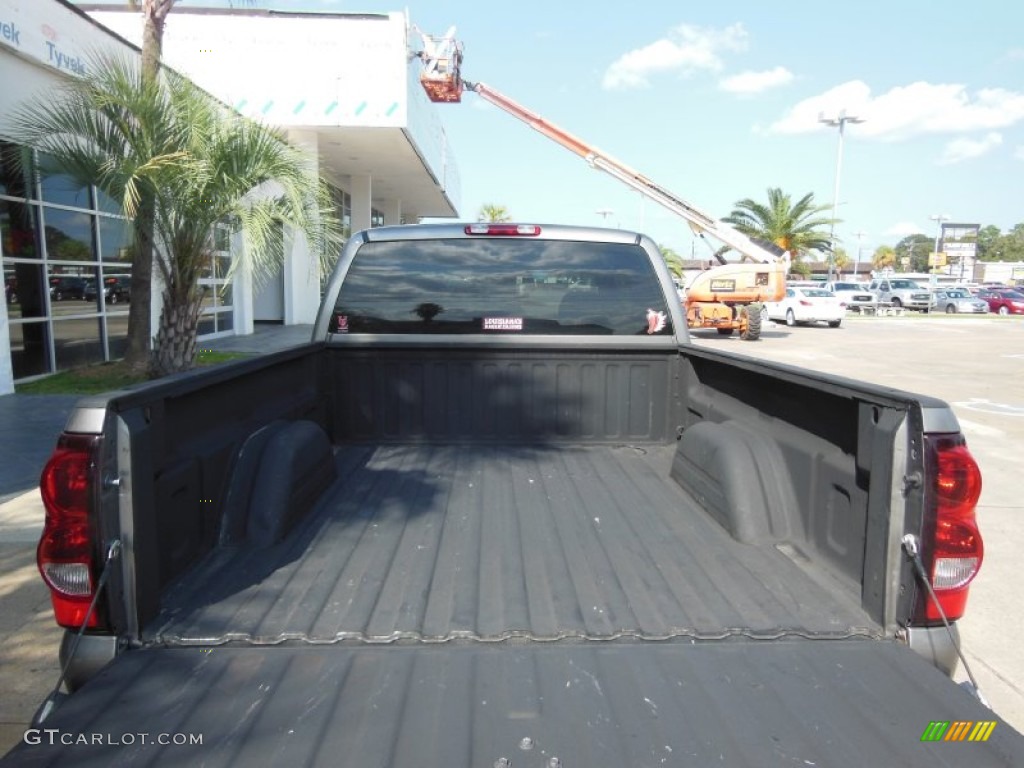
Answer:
(719, 66, 793, 95)
(884, 222, 925, 237)
(938, 132, 1002, 164)
(602, 23, 747, 90)
(769, 80, 1024, 140)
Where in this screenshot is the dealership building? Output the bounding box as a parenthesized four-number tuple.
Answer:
(0, 0, 460, 394)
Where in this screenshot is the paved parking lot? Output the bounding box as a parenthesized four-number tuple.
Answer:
(693, 312, 1024, 732)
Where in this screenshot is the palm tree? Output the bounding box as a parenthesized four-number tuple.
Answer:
(13, 55, 341, 376)
(873, 245, 897, 271)
(477, 204, 511, 222)
(721, 188, 833, 265)
(833, 247, 850, 276)
(658, 244, 685, 279)
(121, 0, 253, 370)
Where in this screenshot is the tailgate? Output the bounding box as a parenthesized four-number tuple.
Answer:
(6, 640, 1021, 767)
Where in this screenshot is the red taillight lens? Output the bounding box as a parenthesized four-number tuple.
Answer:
(464, 223, 541, 236)
(37, 434, 102, 629)
(915, 436, 983, 623)
(799, 299, 813, 306)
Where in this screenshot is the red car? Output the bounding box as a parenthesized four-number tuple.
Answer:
(977, 288, 1024, 315)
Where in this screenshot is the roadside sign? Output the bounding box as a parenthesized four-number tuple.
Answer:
(928, 252, 947, 267)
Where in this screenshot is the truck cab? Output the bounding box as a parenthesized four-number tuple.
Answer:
(868, 277, 931, 311)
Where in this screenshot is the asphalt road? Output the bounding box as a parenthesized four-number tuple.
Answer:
(692, 311, 1024, 733)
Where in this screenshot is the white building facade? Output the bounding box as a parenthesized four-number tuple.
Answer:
(1, 0, 461, 393)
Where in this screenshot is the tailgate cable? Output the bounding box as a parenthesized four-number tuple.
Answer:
(901, 533, 988, 707)
(33, 539, 121, 726)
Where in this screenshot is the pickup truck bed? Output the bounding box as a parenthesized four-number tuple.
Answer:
(151, 443, 875, 645)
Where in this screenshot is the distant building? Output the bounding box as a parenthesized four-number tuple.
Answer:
(1, 0, 461, 392)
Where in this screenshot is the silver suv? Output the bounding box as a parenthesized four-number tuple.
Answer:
(868, 278, 931, 311)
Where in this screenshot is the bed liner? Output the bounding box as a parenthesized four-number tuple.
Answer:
(149, 443, 875, 645)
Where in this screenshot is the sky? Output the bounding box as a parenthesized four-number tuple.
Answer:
(90, 0, 1024, 259)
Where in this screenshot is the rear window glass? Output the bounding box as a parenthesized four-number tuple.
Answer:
(331, 238, 674, 336)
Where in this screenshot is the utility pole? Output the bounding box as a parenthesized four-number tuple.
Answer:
(853, 231, 867, 281)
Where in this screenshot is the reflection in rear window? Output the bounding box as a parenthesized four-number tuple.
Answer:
(332, 239, 673, 335)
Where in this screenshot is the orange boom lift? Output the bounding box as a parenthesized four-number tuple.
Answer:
(415, 29, 788, 340)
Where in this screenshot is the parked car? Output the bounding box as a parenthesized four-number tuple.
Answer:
(84, 275, 131, 305)
(930, 288, 990, 314)
(48, 276, 87, 301)
(977, 289, 1024, 315)
(867, 277, 931, 311)
(764, 286, 845, 327)
(822, 281, 875, 312)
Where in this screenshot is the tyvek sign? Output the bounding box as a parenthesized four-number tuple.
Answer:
(0, 0, 115, 76)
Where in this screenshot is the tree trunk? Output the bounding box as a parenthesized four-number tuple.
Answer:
(150, 294, 203, 378)
(124, 1, 171, 373)
(124, 193, 155, 373)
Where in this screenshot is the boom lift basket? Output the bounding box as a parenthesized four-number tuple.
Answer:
(418, 32, 464, 103)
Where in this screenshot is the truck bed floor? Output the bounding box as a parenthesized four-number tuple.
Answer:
(150, 444, 877, 644)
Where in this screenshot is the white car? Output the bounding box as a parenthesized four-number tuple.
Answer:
(764, 286, 846, 328)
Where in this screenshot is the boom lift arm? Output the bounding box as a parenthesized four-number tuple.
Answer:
(415, 27, 787, 340)
(464, 81, 787, 266)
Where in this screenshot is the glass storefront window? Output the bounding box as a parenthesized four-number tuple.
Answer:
(2, 142, 136, 380)
(0, 141, 35, 199)
(106, 313, 129, 359)
(1, 197, 42, 259)
(4, 261, 47, 320)
(42, 208, 96, 262)
(53, 317, 104, 370)
(95, 188, 123, 216)
(38, 152, 92, 208)
(9, 321, 51, 379)
(98, 216, 134, 262)
(97, 265, 133, 308)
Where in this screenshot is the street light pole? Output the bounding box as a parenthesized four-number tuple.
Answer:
(596, 208, 614, 225)
(819, 111, 864, 282)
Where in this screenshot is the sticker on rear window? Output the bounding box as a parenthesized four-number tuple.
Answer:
(645, 309, 667, 334)
(482, 317, 523, 331)
(333, 314, 349, 333)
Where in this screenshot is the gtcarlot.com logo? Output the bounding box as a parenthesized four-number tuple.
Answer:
(23, 729, 203, 747)
(921, 720, 997, 742)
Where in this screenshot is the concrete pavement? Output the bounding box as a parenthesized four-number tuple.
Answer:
(0, 323, 312, 756)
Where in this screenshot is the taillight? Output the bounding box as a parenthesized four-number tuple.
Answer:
(464, 223, 541, 236)
(914, 434, 983, 623)
(37, 433, 103, 629)
(799, 300, 813, 306)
